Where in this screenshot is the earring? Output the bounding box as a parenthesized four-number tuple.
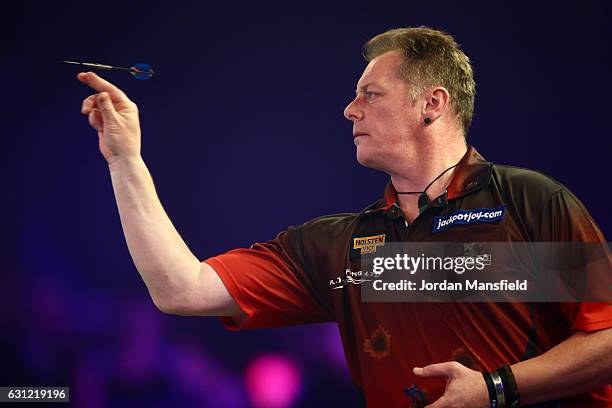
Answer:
(424, 117, 432, 125)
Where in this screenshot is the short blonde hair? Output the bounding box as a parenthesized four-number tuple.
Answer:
(363, 26, 476, 135)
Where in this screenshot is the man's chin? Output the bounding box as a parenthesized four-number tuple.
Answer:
(356, 150, 385, 171)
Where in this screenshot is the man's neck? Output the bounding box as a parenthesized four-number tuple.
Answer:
(391, 142, 468, 223)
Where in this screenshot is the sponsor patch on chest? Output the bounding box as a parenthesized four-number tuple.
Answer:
(432, 205, 506, 233)
(350, 233, 386, 256)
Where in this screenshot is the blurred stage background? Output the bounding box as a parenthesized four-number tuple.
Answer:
(2, 1, 610, 407)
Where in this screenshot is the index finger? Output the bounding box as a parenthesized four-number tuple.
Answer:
(77, 72, 129, 103)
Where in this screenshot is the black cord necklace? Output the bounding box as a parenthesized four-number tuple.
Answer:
(396, 162, 459, 214)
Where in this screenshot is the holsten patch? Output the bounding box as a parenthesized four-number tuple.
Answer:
(432, 206, 506, 233)
(352, 234, 386, 255)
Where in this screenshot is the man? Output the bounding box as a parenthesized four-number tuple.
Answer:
(78, 27, 611, 407)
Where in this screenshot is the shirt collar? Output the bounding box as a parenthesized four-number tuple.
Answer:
(367, 145, 492, 215)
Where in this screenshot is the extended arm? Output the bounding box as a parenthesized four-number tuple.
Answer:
(78, 72, 242, 317)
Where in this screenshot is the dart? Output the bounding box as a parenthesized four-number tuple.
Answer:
(63, 60, 154, 80)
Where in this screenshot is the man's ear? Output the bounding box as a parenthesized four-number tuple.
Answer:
(422, 86, 450, 124)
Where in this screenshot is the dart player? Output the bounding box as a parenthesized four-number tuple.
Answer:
(77, 26, 612, 408)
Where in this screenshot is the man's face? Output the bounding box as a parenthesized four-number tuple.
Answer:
(344, 50, 422, 171)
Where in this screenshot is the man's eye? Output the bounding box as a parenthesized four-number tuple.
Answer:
(365, 91, 377, 100)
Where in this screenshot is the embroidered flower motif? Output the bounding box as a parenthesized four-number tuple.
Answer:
(363, 324, 391, 360)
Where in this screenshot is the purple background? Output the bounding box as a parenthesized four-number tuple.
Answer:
(3, 1, 610, 407)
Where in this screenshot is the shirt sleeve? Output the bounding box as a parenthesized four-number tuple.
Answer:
(534, 188, 612, 333)
(204, 226, 334, 330)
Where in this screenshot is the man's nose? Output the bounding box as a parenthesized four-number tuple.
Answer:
(343, 97, 363, 121)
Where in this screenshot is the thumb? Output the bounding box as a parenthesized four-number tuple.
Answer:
(413, 362, 455, 379)
(96, 92, 116, 121)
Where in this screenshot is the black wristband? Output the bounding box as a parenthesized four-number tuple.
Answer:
(482, 371, 499, 408)
(497, 365, 520, 408)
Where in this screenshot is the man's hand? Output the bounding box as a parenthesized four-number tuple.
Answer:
(413, 362, 489, 408)
(78, 72, 141, 163)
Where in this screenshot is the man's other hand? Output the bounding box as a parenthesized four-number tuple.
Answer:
(413, 361, 489, 408)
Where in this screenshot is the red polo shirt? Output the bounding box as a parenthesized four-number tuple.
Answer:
(205, 146, 612, 407)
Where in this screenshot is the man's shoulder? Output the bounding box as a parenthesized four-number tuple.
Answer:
(492, 163, 565, 193)
(296, 212, 361, 234)
(296, 196, 388, 231)
(490, 163, 570, 206)
(279, 212, 361, 256)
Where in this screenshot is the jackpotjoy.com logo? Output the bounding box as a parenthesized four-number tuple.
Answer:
(432, 206, 506, 233)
